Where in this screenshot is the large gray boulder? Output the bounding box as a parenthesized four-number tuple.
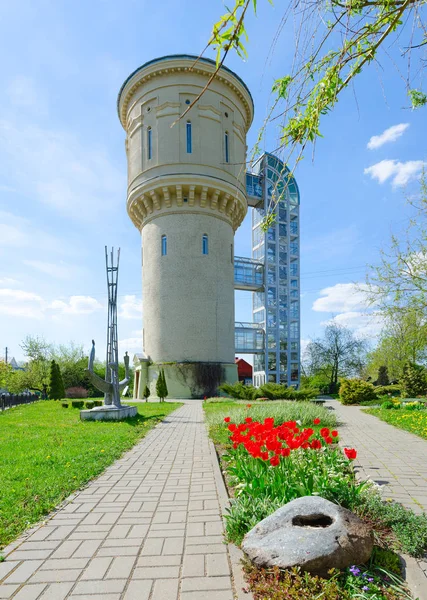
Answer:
(242, 496, 373, 576)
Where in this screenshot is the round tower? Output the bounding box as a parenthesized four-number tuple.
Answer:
(118, 54, 254, 398)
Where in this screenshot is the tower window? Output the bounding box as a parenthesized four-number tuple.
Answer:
(202, 234, 208, 255)
(225, 131, 229, 163)
(161, 235, 167, 256)
(147, 127, 152, 160)
(186, 121, 192, 154)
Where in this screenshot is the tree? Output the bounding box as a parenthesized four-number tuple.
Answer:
(143, 384, 150, 403)
(0, 361, 13, 391)
(366, 305, 427, 380)
(51, 343, 87, 390)
(20, 335, 52, 398)
(376, 366, 390, 386)
(304, 323, 368, 393)
(367, 178, 427, 312)
(49, 360, 65, 400)
(401, 362, 427, 397)
(156, 369, 168, 402)
(200, 1, 427, 226)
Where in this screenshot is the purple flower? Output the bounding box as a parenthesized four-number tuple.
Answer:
(367, 577, 374, 582)
(349, 565, 361, 576)
(362, 586, 369, 591)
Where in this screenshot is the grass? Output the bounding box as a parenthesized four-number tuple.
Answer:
(365, 406, 427, 440)
(0, 400, 181, 549)
(204, 399, 337, 446)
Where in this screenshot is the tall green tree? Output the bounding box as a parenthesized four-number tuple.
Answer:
(376, 366, 390, 386)
(401, 362, 427, 397)
(304, 323, 368, 393)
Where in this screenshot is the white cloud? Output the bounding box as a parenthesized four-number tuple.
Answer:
(0, 120, 124, 220)
(24, 260, 82, 280)
(49, 296, 103, 315)
(312, 283, 370, 313)
(322, 312, 384, 339)
(119, 336, 143, 353)
(0, 277, 19, 285)
(364, 159, 425, 187)
(367, 123, 409, 150)
(119, 295, 142, 320)
(0, 288, 45, 319)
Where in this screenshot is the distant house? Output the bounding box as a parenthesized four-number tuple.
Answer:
(235, 358, 253, 385)
(10, 357, 24, 371)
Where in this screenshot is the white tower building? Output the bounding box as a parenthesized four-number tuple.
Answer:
(118, 55, 254, 398)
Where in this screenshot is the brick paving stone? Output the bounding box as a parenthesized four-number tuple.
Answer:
(0, 403, 236, 599)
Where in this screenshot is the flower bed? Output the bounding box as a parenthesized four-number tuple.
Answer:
(204, 400, 427, 599)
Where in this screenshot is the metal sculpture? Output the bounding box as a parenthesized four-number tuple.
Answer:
(85, 247, 130, 408)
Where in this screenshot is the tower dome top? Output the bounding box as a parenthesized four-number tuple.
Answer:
(117, 53, 254, 129)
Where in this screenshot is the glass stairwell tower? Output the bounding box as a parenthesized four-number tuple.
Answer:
(234, 153, 300, 387)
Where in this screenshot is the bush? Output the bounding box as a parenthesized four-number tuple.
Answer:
(401, 362, 427, 397)
(339, 379, 377, 405)
(66, 387, 88, 399)
(374, 384, 401, 397)
(85, 401, 94, 409)
(49, 360, 65, 400)
(381, 400, 400, 410)
(143, 384, 150, 402)
(219, 382, 257, 400)
(376, 365, 390, 386)
(93, 399, 103, 407)
(71, 400, 84, 409)
(61, 402, 69, 408)
(404, 401, 425, 411)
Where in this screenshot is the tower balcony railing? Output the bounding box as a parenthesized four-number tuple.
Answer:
(234, 256, 264, 291)
(235, 322, 265, 354)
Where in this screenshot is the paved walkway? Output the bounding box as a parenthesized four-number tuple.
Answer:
(0, 402, 235, 600)
(327, 400, 427, 514)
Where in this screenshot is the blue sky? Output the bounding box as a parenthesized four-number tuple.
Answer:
(0, 0, 425, 363)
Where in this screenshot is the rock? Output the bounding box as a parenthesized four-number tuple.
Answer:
(242, 496, 373, 576)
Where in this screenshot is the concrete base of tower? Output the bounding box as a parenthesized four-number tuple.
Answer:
(133, 359, 238, 400)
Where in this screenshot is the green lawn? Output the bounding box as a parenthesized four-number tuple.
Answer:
(365, 407, 427, 440)
(0, 400, 181, 549)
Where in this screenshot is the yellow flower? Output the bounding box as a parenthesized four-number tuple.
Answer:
(101, 449, 105, 453)
(46, 456, 51, 459)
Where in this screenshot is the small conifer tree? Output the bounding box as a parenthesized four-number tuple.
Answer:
(49, 360, 65, 400)
(156, 368, 168, 402)
(377, 365, 390, 386)
(143, 384, 150, 403)
(401, 362, 427, 397)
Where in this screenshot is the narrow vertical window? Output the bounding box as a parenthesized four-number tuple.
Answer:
(161, 235, 167, 256)
(202, 234, 208, 255)
(186, 121, 192, 154)
(225, 131, 229, 163)
(147, 127, 152, 160)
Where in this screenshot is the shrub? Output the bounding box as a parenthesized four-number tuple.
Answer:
(219, 382, 257, 400)
(258, 384, 318, 401)
(71, 400, 84, 409)
(143, 384, 150, 402)
(401, 362, 427, 397)
(404, 401, 425, 411)
(381, 400, 400, 410)
(61, 402, 69, 408)
(374, 384, 401, 397)
(66, 387, 88, 399)
(85, 401, 94, 409)
(339, 379, 377, 405)
(93, 399, 103, 407)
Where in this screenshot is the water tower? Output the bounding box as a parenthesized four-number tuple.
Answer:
(117, 55, 254, 398)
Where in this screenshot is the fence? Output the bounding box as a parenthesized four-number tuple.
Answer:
(0, 393, 40, 411)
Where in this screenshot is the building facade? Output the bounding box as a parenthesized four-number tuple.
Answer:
(118, 54, 254, 398)
(118, 54, 300, 398)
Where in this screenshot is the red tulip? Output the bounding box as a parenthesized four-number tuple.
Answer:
(331, 430, 338, 437)
(344, 448, 357, 460)
(224, 417, 231, 423)
(313, 418, 321, 425)
(270, 455, 280, 466)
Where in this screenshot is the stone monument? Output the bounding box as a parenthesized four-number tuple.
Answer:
(80, 247, 137, 421)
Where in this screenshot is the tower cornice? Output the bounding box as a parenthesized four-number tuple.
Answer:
(117, 55, 254, 131)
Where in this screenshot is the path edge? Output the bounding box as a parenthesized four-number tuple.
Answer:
(209, 439, 254, 600)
